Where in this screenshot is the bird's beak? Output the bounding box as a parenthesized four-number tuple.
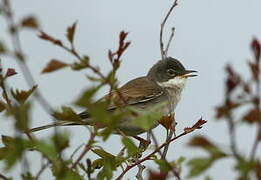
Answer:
(181, 70, 198, 78)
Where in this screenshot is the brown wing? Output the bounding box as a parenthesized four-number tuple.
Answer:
(78, 77, 163, 119)
(101, 76, 163, 108)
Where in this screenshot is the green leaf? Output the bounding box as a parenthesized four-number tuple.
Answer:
(75, 87, 100, 108)
(53, 106, 82, 122)
(70, 56, 89, 71)
(92, 149, 115, 159)
(66, 21, 77, 44)
(187, 157, 213, 177)
(92, 158, 104, 169)
(11, 103, 31, 131)
(11, 85, 37, 104)
(1, 135, 14, 147)
(154, 159, 171, 173)
(121, 137, 138, 157)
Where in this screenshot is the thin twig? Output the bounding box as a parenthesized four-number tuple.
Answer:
(165, 27, 176, 56)
(35, 162, 49, 180)
(70, 132, 96, 169)
(116, 130, 192, 180)
(136, 164, 145, 180)
(250, 123, 261, 160)
(160, 0, 179, 59)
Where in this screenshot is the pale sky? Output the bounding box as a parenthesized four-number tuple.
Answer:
(0, 0, 261, 179)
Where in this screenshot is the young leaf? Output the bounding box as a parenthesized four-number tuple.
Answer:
(41, 59, 68, 73)
(66, 21, 77, 44)
(92, 149, 115, 159)
(251, 38, 261, 62)
(70, 56, 89, 71)
(243, 109, 261, 124)
(154, 159, 171, 173)
(187, 157, 213, 177)
(121, 137, 138, 157)
(12, 103, 31, 131)
(148, 170, 168, 180)
(38, 31, 63, 46)
(52, 106, 82, 122)
(20, 16, 39, 29)
(5, 68, 17, 77)
(11, 85, 37, 104)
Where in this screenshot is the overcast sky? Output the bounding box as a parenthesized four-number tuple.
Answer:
(1, 0, 261, 179)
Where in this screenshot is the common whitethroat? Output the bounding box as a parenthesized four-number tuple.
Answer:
(28, 57, 197, 136)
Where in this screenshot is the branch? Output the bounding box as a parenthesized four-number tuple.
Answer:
(116, 118, 206, 180)
(160, 0, 179, 59)
(70, 131, 96, 169)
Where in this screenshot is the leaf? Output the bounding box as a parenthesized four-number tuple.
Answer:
(52, 106, 82, 122)
(20, 16, 39, 29)
(248, 62, 259, 81)
(41, 59, 68, 73)
(187, 157, 213, 177)
(70, 56, 89, 71)
(215, 101, 241, 119)
(154, 159, 171, 173)
(158, 114, 175, 130)
(251, 38, 261, 62)
(5, 68, 17, 77)
(38, 31, 63, 46)
(188, 136, 227, 158)
(92, 158, 104, 169)
(243, 109, 261, 124)
(66, 21, 77, 44)
(225, 64, 241, 94)
(148, 170, 168, 180)
(11, 103, 31, 131)
(1, 135, 14, 147)
(184, 118, 207, 133)
(75, 87, 100, 108)
(11, 85, 37, 104)
(92, 149, 115, 159)
(121, 137, 138, 157)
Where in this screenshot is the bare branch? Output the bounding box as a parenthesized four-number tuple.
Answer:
(160, 0, 179, 59)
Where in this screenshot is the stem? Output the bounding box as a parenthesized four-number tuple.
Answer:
(160, 0, 178, 59)
(116, 131, 188, 180)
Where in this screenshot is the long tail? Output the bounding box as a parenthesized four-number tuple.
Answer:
(27, 111, 91, 133)
(27, 121, 85, 133)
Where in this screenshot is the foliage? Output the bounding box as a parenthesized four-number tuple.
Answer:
(0, 1, 208, 180)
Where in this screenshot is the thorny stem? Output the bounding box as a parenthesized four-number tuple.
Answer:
(160, 0, 179, 59)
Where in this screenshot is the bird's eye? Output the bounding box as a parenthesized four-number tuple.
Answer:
(167, 69, 176, 76)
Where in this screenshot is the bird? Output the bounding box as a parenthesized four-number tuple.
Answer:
(28, 57, 197, 136)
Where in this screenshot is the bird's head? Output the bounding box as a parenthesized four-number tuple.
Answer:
(147, 57, 197, 89)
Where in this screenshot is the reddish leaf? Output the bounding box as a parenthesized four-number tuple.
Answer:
(215, 100, 241, 119)
(66, 21, 77, 44)
(148, 170, 168, 180)
(11, 85, 37, 104)
(158, 114, 175, 130)
(20, 16, 39, 29)
(225, 64, 241, 94)
(251, 38, 261, 62)
(38, 31, 63, 46)
(41, 59, 68, 73)
(243, 109, 261, 124)
(5, 68, 17, 77)
(188, 135, 214, 147)
(184, 118, 207, 133)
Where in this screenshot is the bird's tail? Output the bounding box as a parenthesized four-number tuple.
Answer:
(26, 121, 87, 133)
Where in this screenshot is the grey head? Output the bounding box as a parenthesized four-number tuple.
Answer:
(147, 57, 197, 89)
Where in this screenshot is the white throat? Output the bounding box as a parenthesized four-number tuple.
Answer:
(157, 77, 187, 113)
(157, 77, 187, 89)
